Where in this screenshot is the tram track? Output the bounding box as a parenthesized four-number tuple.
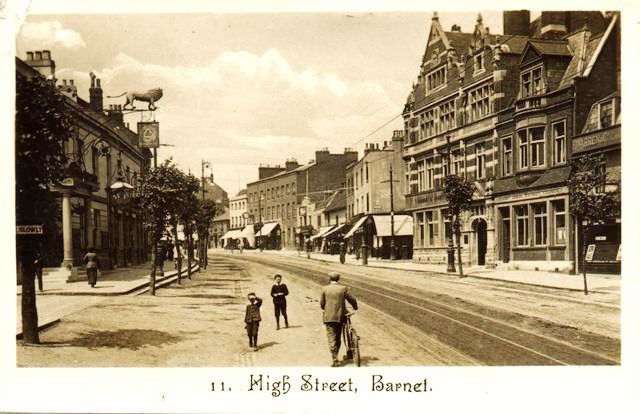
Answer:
(219, 253, 620, 366)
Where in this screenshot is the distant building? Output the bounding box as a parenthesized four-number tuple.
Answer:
(16, 51, 152, 282)
(345, 130, 405, 221)
(203, 179, 229, 207)
(229, 189, 248, 230)
(210, 206, 230, 248)
(246, 149, 358, 249)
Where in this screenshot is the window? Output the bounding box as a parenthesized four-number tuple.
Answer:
(468, 84, 492, 121)
(417, 212, 425, 247)
(426, 159, 435, 190)
(595, 163, 607, 193)
(521, 66, 543, 97)
(451, 150, 460, 176)
(355, 171, 358, 190)
(553, 200, 566, 245)
(427, 66, 446, 91)
(439, 100, 456, 132)
(533, 203, 547, 246)
(422, 109, 437, 138)
(365, 163, 369, 183)
(443, 209, 452, 243)
(515, 205, 529, 246)
(92, 209, 101, 248)
(517, 127, 545, 170)
(530, 127, 545, 167)
(474, 53, 484, 73)
(366, 194, 370, 212)
(475, 143, 485, 179)
(599, 100, 613, 129)
(417, 160, 426, 192)
(502, 136, 513, 175)
(552, 121, 566, 165)
(426, 211, 439, 246)
(91, 146, 100, 177)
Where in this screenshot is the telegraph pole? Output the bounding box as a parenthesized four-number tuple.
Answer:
(382, 165, 399, 259)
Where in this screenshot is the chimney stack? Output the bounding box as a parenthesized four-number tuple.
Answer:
(107, 102, 124, 124)
(285, 158, 299, 171)
(503, 10, 530, 36)
(89, 72, 103, 112)
(540, 11, 568, 39)
(25, 50, 56, 80)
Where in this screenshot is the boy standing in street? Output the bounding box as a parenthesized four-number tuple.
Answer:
(270, 274, 289, 330)
(244, 293, 262, 351)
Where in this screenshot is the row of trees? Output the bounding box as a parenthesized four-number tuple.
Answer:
(137, 159, 217, 295)
(442, 153, 620, 294)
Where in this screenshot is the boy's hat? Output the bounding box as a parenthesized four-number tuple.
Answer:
(273, 274, 282, 279)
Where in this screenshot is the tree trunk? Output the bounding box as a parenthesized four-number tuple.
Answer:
(455, 216, 465, 277)
(187, 233, 193, 280)
(205, 234, 209, 269)
(20, 250, 39, 344)
(150, 240, 157, 296)
(581, 222, 589, 295)
(172, 224, 182, 285)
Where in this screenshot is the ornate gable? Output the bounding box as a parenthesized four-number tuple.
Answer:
(520, 42, 542, 66)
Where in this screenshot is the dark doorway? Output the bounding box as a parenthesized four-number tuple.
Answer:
(476, 219, 487, 266)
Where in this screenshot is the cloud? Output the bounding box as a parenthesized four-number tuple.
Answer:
(20, 21, 86, 49)
(60, 48, 402, 194)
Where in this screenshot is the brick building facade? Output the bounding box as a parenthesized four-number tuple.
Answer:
(402, 11, 619, 272)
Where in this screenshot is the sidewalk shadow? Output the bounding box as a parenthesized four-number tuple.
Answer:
(339, 355, 379, 367)
(66, 328, 184, 351)
(280, 325, 303, 329)
(257, 341, 279, 350)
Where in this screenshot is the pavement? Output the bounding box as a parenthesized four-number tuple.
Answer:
(218, 248, 621, 293)
(16, 260, 200, 337)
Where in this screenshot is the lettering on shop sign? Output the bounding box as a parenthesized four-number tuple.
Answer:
(496, 187, 565, 203)
(573, 129, 620, 153)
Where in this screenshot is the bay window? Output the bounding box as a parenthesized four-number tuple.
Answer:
(552, 120, 566, 165)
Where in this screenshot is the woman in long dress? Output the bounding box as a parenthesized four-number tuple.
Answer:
(83, 247, 99, 288)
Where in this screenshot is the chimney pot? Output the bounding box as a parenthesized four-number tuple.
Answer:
(96, 79, 101, 88)
(63, 79, 67, 85)
(26, 52, 34, 61)
(42, 50, 50, 59)
(35, 51, 42, 60)
(69, 79, 74, 85)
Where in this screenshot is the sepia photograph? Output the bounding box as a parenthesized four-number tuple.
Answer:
(2, 0, 638, 412)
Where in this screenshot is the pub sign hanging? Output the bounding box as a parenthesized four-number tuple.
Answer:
(137, 121, 160, 148)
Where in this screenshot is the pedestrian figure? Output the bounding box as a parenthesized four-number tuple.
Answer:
(305, 238, 312, 259)
(34, 251, 44, 292)
(83, 247, 99, 288)
(271, 274, 289, 330)
(245, 293, 263, 351)
(339, 241, 346, 265)
(239, 240, 244, 254)
(320, 272, 358, 367)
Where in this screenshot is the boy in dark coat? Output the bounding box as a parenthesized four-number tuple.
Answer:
(245, 293, 262, 351)
(270, 274, 289, 330)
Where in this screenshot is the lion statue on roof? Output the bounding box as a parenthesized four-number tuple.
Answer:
(107, 87, 163, 110)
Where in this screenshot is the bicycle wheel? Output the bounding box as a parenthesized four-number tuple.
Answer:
(350, 327, 361, 367)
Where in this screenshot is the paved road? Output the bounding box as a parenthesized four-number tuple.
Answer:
(219, 252, 620, 366)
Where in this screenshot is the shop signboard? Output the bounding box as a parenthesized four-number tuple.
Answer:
(585, 244, 596, 262)
(138, 121, 160, 148)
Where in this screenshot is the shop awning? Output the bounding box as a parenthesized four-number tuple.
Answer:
(240, 225, 255, 237)
(257, 222, 279, 236)
(372, 214, 413, 237)
(220, 230, 241, 240)
(310, 225, 335, 241)
(322, 223, 348, 239)
(343, 216, 368, 239)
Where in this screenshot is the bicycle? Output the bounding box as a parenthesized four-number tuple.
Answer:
(343, 310, 361, 367)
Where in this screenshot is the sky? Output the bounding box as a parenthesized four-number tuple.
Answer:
(16, 9, 512, 196)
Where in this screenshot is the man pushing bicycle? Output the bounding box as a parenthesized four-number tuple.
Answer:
(320, 272, 358, 367)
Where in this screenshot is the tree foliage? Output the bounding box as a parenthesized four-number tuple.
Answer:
(567, 154, 621, 225)
(442, 174, 475, 276)
(15, 74, 74, 343)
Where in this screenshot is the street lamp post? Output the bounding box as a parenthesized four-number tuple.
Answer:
(444, 135, 456, 273)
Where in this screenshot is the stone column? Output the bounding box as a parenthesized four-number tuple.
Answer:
(61, 192, 74, 269)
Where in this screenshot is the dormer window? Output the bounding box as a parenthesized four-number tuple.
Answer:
(599, 100, 614, 129)
(426, 66, 446, 92)
(521, 66, 543, 97)
(473, 53, 484, 74)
